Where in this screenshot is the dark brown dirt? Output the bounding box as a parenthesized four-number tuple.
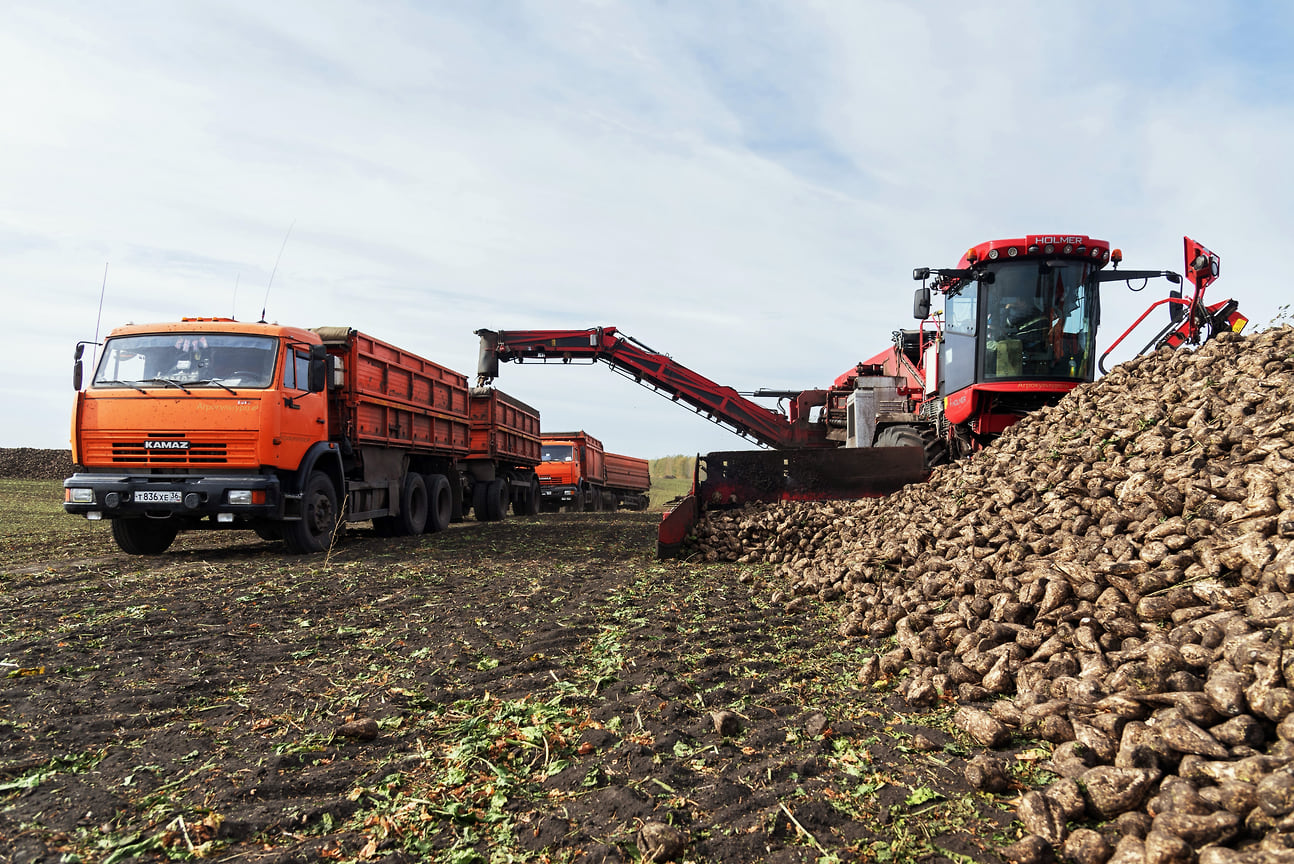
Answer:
(0, 449, 73, 481)
(0, 455, 1020, 863)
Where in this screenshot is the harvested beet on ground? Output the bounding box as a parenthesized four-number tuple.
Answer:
(688, 325, 1294, 862)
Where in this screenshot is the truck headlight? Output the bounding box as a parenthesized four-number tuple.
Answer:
(67, 488, 95, 504)
(227, 490, 254, 505)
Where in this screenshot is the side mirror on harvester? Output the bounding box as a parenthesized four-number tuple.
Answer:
(913, 286, 931, 320)
(308, 344, 327, 393)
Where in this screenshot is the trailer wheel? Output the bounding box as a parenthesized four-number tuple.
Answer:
(449, 479, 465, 523)
(111, 518, 179, 555)
(484, 478, 508, 521)
(524, 477, 541, 516)
(396, 472, 429, 535)
(424, 473, 452, 533)
(283, 472, 338, 554)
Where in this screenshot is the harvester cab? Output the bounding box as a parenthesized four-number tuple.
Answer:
(898, 234, 1246, 463)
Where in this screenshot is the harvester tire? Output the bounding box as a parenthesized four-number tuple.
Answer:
(875, 425, 947, 469)
(112, 518, 179, 555)
(424, 473, 452, 533)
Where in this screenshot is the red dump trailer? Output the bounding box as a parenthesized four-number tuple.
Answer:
(537, 431, 650, 511)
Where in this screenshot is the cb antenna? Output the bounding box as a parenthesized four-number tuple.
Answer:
(92, 262, 108, 370)
(260, 220, 295, 323)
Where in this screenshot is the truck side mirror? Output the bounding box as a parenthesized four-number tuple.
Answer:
(73, 343, 86, 390)
(308, 345, 327, 392)
(913, 286, 931, 320)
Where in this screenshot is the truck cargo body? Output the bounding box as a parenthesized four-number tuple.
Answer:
(537, 431, 650, 511)
(467, 387, 542, 517)
(64, 319, 539, 554)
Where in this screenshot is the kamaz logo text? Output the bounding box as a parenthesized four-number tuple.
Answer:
(144, 440, 190, 450)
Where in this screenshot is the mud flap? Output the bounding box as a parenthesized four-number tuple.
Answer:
(655, 447, 927, 559)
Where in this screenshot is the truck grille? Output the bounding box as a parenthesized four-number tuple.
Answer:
(81, 433, 259, 467)
(111, 441, 228, 464)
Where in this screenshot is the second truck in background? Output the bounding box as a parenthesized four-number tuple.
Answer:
(537, 431, 650, 512)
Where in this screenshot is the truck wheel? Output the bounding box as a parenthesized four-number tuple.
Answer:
(524, 477, 541, 516)
(424, 473, 452, 533)
(111, 518, 178, 555)
(449, 480, 465, 523)
(485, 478, 508, 521)
(396, 473, 429, 535)
(570, 487, 585, 512)
(283, 472, 338, 554)
(591, 488, 604, 511)
(253, 522, 282, 542)
(472, 481, 488, 520)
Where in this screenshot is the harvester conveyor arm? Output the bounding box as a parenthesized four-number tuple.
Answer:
(476, 327, 833, 449)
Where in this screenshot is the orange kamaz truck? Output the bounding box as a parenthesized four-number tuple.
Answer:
(64, 318, 540, 554)
(537, 431, 650, 512)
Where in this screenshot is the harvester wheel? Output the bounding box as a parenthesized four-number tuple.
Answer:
(424, 473, 452, 533)
(111, 518, 179, 555)
(875, 424, 947, 469)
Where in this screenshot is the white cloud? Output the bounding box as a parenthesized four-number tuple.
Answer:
(2, 0, 1291, 456)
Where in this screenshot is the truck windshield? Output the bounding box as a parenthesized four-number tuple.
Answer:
(981, 260, 1097, 380)
(94, 334, 279, 389)
(541, 444, 574, 462)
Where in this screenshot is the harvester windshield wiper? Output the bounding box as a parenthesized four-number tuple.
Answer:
(191, 379, 238, 394)
(141, 378, 192, 394)
(98, 379, 148, 393)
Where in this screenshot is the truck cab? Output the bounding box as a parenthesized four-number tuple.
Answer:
(65, 319, 334, 553)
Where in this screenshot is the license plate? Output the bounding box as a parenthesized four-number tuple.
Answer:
(135, 490, 181, 504)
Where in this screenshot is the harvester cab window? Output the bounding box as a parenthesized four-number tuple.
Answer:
(982, 261, 1096, 381)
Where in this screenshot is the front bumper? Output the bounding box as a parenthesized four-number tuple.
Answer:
(540, 485, 577, 502)
(63, 472, 283, 520)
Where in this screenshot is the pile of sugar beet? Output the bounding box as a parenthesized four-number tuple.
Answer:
(687, 326, 1294, 864)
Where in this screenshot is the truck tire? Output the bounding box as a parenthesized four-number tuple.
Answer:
(424, 473, 452, 533)
(111, 518, 179, 555)
(591, 487, 604, 511)
(523, 477, 541, 516)
(472, 481, 488, 520)
(569, 485, 585, 512)
(484, 478, 508, 521)
(449, 480, 465, 523)
(283, 472, 339, 554)
(396, 473, 429, 536)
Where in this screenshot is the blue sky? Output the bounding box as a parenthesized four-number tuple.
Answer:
(3, 1, 1292, 457)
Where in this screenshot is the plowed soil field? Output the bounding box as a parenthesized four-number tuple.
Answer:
(0, 451, 1019, 864)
